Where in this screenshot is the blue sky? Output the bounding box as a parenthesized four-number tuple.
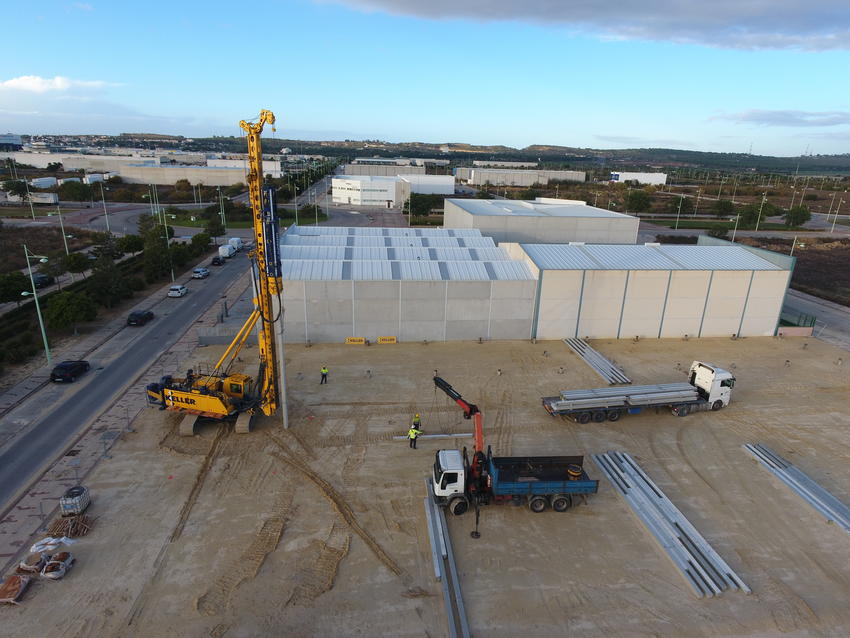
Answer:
(2, 0, 849, 156)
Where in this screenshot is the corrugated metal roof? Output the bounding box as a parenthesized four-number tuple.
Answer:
(457, 237, 497, 248)
(280, 245, 346, 260)
(489, 261, 535, 280)
(282, 260, 344, 280)
(351, 246, 388, 260)
(398, 261, 443, 280)
(351, 236, 389, 246)
(471, 247, 511, 261)
(393, 247, 432, 260)
(282, 234, 347, 246)
(445, 261, 490, 280)
(656, 246, 782, 270)
(583, 245, 679, 270)
(521, 243, 783, 271)
(351, 260, 393, 280)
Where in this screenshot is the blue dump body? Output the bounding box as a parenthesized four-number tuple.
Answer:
(489, 455, 599, 497)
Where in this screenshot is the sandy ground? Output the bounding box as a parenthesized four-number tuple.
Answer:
(2, 335, 850, 637)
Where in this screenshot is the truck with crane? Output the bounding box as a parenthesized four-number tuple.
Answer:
(431, 377, 598, 515)
(145, 110, 284, 436)
(542, 361, 735, 423)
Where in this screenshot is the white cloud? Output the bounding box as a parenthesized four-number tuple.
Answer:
(72, 2, 94, 10)
(0, 75, 108, 93)
(714, 109, 850, 127)
(324, 0, 850, 50)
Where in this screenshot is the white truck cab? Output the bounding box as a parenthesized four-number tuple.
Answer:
(689, 361, 735, 409)
(433, 450, 466, 500)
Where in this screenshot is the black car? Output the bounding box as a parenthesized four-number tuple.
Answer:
(33, 274, 55, 289)
(211, 256, 224, 266)
(50, 360, 91, 382)
(127, 310, 155, 326)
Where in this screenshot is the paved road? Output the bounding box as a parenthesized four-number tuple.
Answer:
(0, 253, 250, 510)
(784, 289, 850, 351)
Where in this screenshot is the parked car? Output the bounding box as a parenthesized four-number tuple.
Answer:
(50, 360, 91, 382)
(167, 285, 188, 298)
(32, 274, 55, 289)
(192, 267, 210, 279)
(210, 256, 224, 266)
(127, 310, 155, 326)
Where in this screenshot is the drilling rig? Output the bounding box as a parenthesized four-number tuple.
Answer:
(146, 110, 286, 435)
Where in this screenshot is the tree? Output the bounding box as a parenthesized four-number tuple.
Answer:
(116, 234, 144, 254)
(89, 254, 131, 308)
(625, 189, 652, 213)
(2, 179, 28, 199)
(205, 216, 225, 244)
(46, 162, 63, 172)
(63, 252, 91, 279)
(191, 232, 210, 254)
(707, 227, 728, 239)
(785, 205, 811, 228)
(39, 252, 68, 290)
(713, 199, 735, 218)
(174, 179, 192, 191)
(106, 175, 123, 184)
(0, 271, 29, 305)
(738, 203, 760, 227)
(44, 291, 97, 334)
(668, 196, 694, 216)
(58, 181, 92, 202)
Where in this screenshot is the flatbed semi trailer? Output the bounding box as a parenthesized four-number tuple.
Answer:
(542, 360, 735, 423)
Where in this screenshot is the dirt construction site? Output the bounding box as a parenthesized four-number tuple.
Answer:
(3, 335, 850, 637)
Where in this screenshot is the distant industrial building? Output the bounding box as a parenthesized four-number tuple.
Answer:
(0, 151, 160, 172)
(332, 175, 455, 207)
(352, 157, 450, 167)
(207, 158, 282, 178)
(118, 164, 246, 186)
(443, 198, 639, 244)
(29, 176, 58, 188)
(57, 177, 81, 185)
(459, 168, 586, 186)
(0, 134, 23, 150)
(342, 163, 426, 177)
(5, 192, 58, 204)
(472, 160, 538, 168)
(83, 173, 106, 184)
(610, 172, 667, 186)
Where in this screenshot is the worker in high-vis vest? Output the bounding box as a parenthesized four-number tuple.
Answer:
(408, 424, 423, 449)
(412, 413, 422, 430)
(320, 366, 329, 384)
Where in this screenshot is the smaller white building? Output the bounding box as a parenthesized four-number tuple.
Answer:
(207, 158, 281, 178)
(57, 177, 81, 185)
(332, 175, 455, 207)
(83, 173, 105, 184)
(30, 176, 58, 188)
(7, 192, 58, 204)
(398, 174, 455, 195)
(610, 172, 667, 186)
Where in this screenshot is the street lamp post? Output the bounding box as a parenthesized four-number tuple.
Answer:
(694, 188, 701, 216)
(23, 179, 36, 221)
(827, 192, 837, 218)
(730, 215, 740, 242)
(831, 199, 845, 233)
(675, 194, 684, 230)
(755, 193, 767, 232)
(23, 245, 52, 367)
(293, 185, 299, 226)
(55, 205, 70, 255)
(99, 182, 110, 233)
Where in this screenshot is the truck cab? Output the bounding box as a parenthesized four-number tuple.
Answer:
(433, 450, 466, 500)
(689, 361, 735, 409)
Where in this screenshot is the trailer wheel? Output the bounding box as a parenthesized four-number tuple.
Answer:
(529, 496, 548, 513)
(551, 495, 572, 512)
(607, 409, 621, 422)
(592, 411, 606, 423)
(711, 400, 723, 411)
(448, 497, 468, 516)
(673, 404, 690, 417)
(576, 412, 591, 424)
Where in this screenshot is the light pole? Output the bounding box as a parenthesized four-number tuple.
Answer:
(755, 193, 767, 232)
(55, 205, 70, 255)
(694, 188, 701, 216)
(730, 214, 740, 242)
(827, 192, 837, 218)
(23, 179, 36, 221)
(217, 186, 227, 231)
(293, 185, 299, 226)
(831, 199, 845, 233)
(675, 194, 684, 230)
(99, 182, 110, 233)
(23, 246, 52, 367)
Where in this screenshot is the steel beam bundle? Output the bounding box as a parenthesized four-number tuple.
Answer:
(744, 443, 850, 533)
(424, 479, 470, 638)
(563, 338, 632, 384)
(592, 451, 750, 598)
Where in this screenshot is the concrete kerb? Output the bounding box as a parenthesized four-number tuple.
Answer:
(0, 263, 253, 575)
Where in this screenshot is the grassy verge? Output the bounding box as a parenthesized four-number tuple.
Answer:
(0, 207, 54, 218)
(642, 219, 806, 231)
(166, 214, 253, 229)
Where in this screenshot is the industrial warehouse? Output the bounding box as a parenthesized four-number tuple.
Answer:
(278, 220, 792, 343)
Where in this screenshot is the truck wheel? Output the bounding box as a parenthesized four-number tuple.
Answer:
(607, 409, 621, 422)
(577, 412, 591, 424)
(592, 411, 606, 423)
(448, 497, 468, 516)
(673, 404, 690, 417)
(551, 495, 572, 512)
(529, 496, 548, 513)
(712, 400, 723, 411)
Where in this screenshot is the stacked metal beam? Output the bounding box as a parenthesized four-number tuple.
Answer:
(424, 479, 470, 638)
(564, 338, 631, 384)
(592, 451, 750, 598)
(553, 383, 697, 411)
(744, 443, 850, 533)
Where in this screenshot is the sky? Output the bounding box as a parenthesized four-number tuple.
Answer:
(2, 0, 849, 156)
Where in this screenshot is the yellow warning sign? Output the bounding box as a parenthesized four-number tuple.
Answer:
(345, 337, 366, 344)
(377, 336, 397, 344)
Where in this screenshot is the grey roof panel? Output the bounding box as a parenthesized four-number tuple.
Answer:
(282, 260, 344, 280)
(656, 245, 781, 270)
(352, 260, 393, 280)
(489, 260, 536, 280)
(584, 244, 679, 270)
(446, 198, 631, 219)
(521, 244, 602, 270)
(399, 260, 443, 280)
(280, 245, 346, 260)
(445, 261, 490, 280)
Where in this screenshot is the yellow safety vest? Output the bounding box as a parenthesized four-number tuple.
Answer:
(408, 427, 421, 439)
(321, 368, 328, 374)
